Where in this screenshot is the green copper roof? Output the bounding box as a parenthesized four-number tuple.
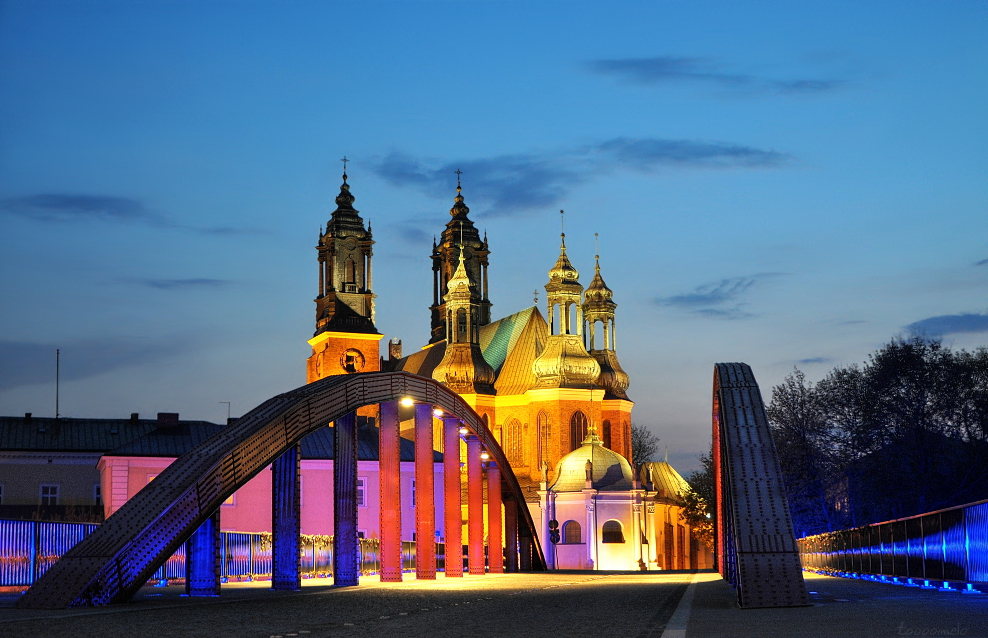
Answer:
(479, 306, 536, 373)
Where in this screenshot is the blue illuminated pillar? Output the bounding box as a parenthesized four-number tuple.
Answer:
(334, 411, 359, 587)
(186, 509, 221, 597)
(272, 443, 301, 591)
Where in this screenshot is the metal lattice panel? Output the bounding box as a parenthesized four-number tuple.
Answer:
(17, 371, 545, 609)
(714, 362, 810, 608)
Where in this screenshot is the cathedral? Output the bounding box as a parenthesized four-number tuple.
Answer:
(305, 170, 632, 492)
(304, 169, 712, 571)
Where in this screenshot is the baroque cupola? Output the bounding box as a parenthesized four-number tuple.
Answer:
(313, 166, 377, 336)
(431, 243, 497, 395)
(429, 175, 492, 344)
(583, 244, 630, 399)
(306, 162, 384, 384)
(532, 219, 601, 389)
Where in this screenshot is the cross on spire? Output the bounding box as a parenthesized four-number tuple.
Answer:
(560, 209, 565, 237)
(341, 156, 349, 181)
(455, 168, 463, 189)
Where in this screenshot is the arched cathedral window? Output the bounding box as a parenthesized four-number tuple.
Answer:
(602, 420, 612, 449)
(570, 411, 588, 451)
(504, 419, 523, 465)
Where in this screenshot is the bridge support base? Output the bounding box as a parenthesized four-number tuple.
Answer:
(272, 444, 301, 591)
(185, 509, 221, 597)
(334, 411, 359, 587)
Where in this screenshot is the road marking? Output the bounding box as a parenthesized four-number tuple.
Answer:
(660, 573, 699, 638)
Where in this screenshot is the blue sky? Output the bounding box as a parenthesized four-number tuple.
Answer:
(1, 0, 986, 473)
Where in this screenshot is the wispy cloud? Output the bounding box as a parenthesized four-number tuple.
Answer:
(373, 137, 791, 216)
(128, 278, 232, 290)
(655, 273, 784, 320)
(975, 258, 988, 267)
(0, 194, 160, 223)
(587, 56, 846, 96)
(0, 193, 261, 236)
(797, 357, 833, 365)
(0, 338, 189, 390)
(906, 313, 988, 337)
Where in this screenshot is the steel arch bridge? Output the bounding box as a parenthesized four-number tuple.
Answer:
(713, 362, 809, 608)
(17, 371, 545, 609)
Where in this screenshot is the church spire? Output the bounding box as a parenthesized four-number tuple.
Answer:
(582, 234, 629, 399)
(532, 212, 600, 389)
(429, 173, 492, 344)
(431, 241, 496, 394)
(312, 163, 377, 336)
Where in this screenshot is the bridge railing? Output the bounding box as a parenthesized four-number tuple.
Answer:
(797, 499, 988, 590)
(0, 519, 462, 587)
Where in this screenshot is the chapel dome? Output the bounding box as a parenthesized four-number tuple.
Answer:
(549, 432, 635, 492)
(640, 461, 690, 498)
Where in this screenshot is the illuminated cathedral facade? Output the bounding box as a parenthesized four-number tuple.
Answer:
(305, 172, 633, 493)
(303, 171, 711, 570)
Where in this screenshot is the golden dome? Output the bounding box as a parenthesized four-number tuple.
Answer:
(548, 234, 580, 284)
(584, 256, 614, 303)
(532, 334, 601, 388)
(431, 344, 496, 394)
(592, 349, 630, 399)
(550, 432, 635, 492)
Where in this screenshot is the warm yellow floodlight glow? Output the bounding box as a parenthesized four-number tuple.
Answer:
(481, 451, 490, 460)
(399, 397, 415, 407)
(432, 408, 443, 417)
(459, 427, 468, 435)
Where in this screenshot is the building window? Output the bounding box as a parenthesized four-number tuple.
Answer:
(94, 484, 102, 506)
(504, 419, 523, 465)
(411, 479, 416, 507)
(537, 411, 550, 469)
(357, 477, 366, 508)
(40, 484, 59, 506)
(223, 492, 236, 506)
(602, 520, 625, 543)
(602, 420, 612, 449)
(570, 411, 588, 451)
(562, 520, 582, 544)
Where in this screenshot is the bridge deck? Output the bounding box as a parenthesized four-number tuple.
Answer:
(2, 571, 984, 638)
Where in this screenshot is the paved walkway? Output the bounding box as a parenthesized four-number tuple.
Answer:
(0, 571, 983, 637)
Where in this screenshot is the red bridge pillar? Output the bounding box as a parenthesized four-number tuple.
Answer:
(487, 464, 503, 573)
(504, 496, 518, 573)
(415, 404, 437, 579)
(443, 416, 463, 577)
(467, 437, 485, 575)
(379, 401, 402, 582)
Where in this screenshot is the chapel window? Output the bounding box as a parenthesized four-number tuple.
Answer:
(563, 520, 582, 544)
(602, 520, 625, 543)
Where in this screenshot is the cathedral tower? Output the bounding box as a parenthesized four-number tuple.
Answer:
(431, 244, 497, 394)
(429, 178, 491, 344)
(583, 252, 630, 400)
(531, 230, 601, 389)
(307, 167, 383, 382)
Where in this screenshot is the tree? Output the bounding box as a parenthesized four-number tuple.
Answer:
(769, 336, 988, 534)
(680, 449, 715, 548)
(767, 368, 840, 535)
(630, 423, 660, 469)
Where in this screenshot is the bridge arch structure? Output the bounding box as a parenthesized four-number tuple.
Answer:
(17, 371, 545, 609)
(713, 362, 809, 608)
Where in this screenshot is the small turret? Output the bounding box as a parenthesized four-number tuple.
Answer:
(583, 245, 629, 399)
(431, 243, 497, 395)
(532, 216, 600, 389)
